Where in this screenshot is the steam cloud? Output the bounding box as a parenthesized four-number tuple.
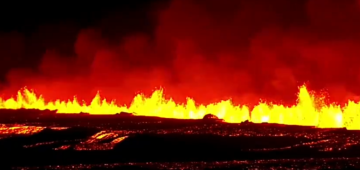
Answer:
(1, 0, 360, 106)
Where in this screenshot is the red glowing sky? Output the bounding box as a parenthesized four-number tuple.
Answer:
(0, 0, 360, 106)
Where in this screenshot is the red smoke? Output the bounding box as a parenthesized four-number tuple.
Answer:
(1, 0, 360, 106)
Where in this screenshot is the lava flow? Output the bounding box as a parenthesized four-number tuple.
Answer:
(0, 86, 359, 130)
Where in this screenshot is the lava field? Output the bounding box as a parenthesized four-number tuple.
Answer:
(1, 109, 360, 170)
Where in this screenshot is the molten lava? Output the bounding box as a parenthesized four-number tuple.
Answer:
(0, 85, 359, 129)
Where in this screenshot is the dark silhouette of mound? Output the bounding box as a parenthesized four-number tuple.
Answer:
(203, 114, 224, 122)
(115, 112, 134, 117)
(241, 120, 251, 124)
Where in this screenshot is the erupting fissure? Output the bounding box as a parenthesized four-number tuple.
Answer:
(0, 85, 359, 130)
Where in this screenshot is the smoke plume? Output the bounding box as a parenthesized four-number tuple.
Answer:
(1, 0, 360, 106)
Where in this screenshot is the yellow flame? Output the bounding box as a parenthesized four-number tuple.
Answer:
(0, 85, 360, 129)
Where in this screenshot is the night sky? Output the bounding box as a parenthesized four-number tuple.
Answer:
(0, 0, 360, 106)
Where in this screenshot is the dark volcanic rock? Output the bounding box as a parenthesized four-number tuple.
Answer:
(39, 110, 57, 115)
(0, 109, 56, 115)
(112, 134, 313, 162)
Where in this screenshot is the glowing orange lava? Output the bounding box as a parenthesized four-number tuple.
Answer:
(0, 86, 359, 130)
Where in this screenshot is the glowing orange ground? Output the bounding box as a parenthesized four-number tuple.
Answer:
(0, 86, 359, 130)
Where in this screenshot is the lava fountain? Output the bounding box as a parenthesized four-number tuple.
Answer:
(0, 85, 359, 130)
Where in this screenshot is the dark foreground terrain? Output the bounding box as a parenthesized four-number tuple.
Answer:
(1, 109, 360, 170)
